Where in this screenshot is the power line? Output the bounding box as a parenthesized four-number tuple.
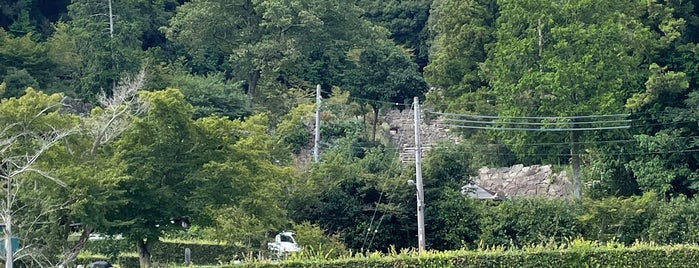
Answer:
(442, 118, 633, 126)
(430, 111, 630, 120)
(472, 148, 699, 157)
(443, 124, 631, 131)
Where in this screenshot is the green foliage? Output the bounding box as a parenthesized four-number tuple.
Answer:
(150, 240, 242, 265)
(0, 29, 55, 93)
(165, 0, 380, 114)
(427, 189, 481, 250)
(276, 104, 314, 154)
(357, 0, 432, 68)
(146, 64, 250, 120)
(295, 144, 413, 252)
(478, 198, 583, 248)
(423, 143, 476, 190)
(82, 239, 240, 266)
(424, 0, 496, 107)
(343, 41, 427, 140)
(647, 196, 699, 244)
(579, 193, 658, 244)
(244, 244, 699, 268)
(627, 130, 699, 195)
(67, 0, 147, 98)
(1, 67, 38, 98)
(626, 63, 689, 111)
(289, 221, 348, 260)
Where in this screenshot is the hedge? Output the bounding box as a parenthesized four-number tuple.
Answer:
(84, 239, 241, 266)
(150, 241, 242, 265)
(241, 245, 699, 268)
(76, 255, 139, 268)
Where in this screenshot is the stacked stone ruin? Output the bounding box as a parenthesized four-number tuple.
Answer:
(382, 108, 456, 163)
(382, 108, 572, 199)
(471, 164, 571, 198)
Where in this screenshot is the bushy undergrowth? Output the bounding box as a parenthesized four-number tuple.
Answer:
(240, 242, 699, 268)
(79, 193, 699, 267)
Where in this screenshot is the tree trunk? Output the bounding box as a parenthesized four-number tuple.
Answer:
(59, 225, 93, 267)
(247, 69, 261, 109)
(137, 239, 153, 268)
(371, 105, 379, 142)
(4, 211, 12, 268)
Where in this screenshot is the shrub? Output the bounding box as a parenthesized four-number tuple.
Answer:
(478, 198, 583, 248)
(579, 192, 658, 244)
(647, 195, 699, 244)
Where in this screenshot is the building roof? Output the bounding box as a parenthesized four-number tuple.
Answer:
(461, 183, 507, 200)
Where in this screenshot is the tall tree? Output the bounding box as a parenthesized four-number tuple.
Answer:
(0, 89, 77, 267)
(357, 0, 433, 69)
(0, 28, 55, 97)
(165, 0, 381, 113)
(67, 0, 146, 99)
(107, 88, 201, 267)
(480, 0, 669, 197)
(343, 41, 427, 141)
(191, 114, 292, 249)
(423, 0, 497, 112)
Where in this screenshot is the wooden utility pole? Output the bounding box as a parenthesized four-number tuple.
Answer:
(313, 84, 321, 163)
(571, 123, 581, 199)
(413, 97, 425, 253)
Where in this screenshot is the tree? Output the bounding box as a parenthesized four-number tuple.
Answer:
(0, 28, 55, 97)
(343, 41, 427, 141)
(165, 0, 316, 106)
(480, 0, 666, 197)
(56, 70, 148, 266)
(0, 89, 77, 268)
(145, 64, 250, 120)
(423, 0, 497, 113)
(165, 0, 382, 114)
(357, 0, 433, 69)
(67, 0, 146, 99)
(192, 114, 293, 249)
(422, 143, 479, 250)
(105, 88, 200, 267)
(295, 143, 415, 252)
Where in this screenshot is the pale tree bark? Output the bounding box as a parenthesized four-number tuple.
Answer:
(56, 69, 148, 268)
(1, 113, 75, 268)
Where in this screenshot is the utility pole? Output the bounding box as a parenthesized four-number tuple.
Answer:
(413, 97, 425, 253)
(108, 0, 114, 38)
(313, 84, 321, 163)
(571, 121, 581, 199)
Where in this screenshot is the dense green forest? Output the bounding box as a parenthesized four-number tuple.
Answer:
(1, 0, 698, 267)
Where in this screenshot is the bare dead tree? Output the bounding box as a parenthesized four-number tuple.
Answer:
(1, 107, 76, 268)
(57, 69, 148, 268)
(0, 69, 147, 268)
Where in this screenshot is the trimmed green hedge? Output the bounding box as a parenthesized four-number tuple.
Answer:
(241, 245, 699, 268)
(150, 241, 241, 265)
(85, 239, 241, 266)
(76, 255, 139, 268)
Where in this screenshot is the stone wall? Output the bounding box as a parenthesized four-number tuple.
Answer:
(471, 164, 571, 198)
(382, 108, 571, 199)
(382, 108, 457, 162)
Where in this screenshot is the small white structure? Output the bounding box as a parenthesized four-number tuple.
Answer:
(267, 231, 301, 259)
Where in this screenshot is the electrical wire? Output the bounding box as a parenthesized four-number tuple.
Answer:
(441, 118, 633, 126)
(361, 131, 405, 250)
(442, 124, 631, 131)
(430, 111, 630, 120)
(470, 148, 699, 157)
